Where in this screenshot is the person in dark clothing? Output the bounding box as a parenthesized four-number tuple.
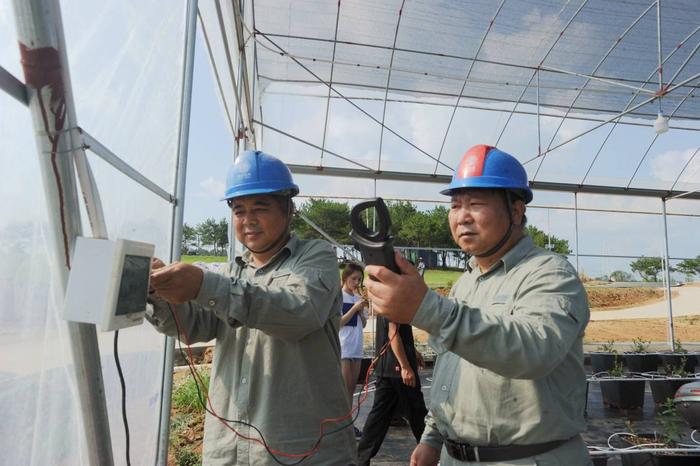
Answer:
(357, 314, 428, 465)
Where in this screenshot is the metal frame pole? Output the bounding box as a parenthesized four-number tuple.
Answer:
(661, 199, 675, 348)
(236, 1, 248, 154)
(232, 0, 256, 147)
(227, 0, 251, 260)
(12, 0, 114, 464)
(156, 1, 198, 464)
(656, 0, 664, 113)
(0, 64, 28, 104)
(574, 192, 580, 272)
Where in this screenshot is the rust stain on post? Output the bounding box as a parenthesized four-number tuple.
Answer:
(19, 43, 71, 268)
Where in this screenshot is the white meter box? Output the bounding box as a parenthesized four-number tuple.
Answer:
(64, 237, 155, 331)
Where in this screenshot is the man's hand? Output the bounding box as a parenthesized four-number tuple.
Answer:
(151, 257, 166, 270)
(400, 366, 416, 387)
(410, 443, 440, 466)
(149, 258, 166, 294)
(365, 252, 428, 324)
(150, 262, 204, 304)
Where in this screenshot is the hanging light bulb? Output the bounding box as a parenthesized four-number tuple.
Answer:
(654, 111, 669, 134)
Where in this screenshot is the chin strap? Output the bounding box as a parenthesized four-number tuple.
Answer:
(473, 191, 515, 258)
(247, 232, 291, 255)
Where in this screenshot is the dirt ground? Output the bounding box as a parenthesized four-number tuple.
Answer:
(412, 286, 696, 344)
(586, 287, 674, 311)
(583, 315, 700, 342)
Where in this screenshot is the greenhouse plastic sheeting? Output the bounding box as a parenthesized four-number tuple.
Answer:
(253, 0, 700, 120)
(0, 1, 186, 464)
(198, 0, 700, 195)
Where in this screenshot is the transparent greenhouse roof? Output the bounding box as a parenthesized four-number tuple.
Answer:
(200, 0, 700, 199)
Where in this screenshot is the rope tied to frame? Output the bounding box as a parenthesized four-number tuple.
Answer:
(235, 126, 248, 143)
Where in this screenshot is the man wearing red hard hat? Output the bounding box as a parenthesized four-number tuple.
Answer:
(365, 145, 590, 465)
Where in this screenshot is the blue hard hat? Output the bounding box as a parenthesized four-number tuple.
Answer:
(440, 145, 533, 203)
(221, 150, 299, 201)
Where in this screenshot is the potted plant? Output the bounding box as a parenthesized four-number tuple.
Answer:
(624, 337, 659, 373)
(647, 359, 700, 406)
(592, 340, 623, 374)
(659, 340, 696, 375)
(599, 359, 646, 410)
(617, 400, 700, 465)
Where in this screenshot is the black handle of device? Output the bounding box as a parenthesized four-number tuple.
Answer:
(349, 197, 399, 273)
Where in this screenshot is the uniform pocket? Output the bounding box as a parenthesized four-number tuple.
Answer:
(488, 302, 513, 316)
(267, 272, 291, 287)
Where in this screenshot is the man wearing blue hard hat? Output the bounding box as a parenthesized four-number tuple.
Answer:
(148, 150, 357, 465)
(364, 145, 590, 465)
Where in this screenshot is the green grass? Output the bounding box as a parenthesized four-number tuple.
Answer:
(181, 255, 227, 264)
(172, 370, 210, 414)
(174, 448, 201, 466)
(423, 269, 462, 288)
(181, 255, 462, 288)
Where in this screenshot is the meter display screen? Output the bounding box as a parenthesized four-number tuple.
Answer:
(115, 255, 151, 316)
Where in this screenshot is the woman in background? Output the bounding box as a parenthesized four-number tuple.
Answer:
(339, 262, 369, 438)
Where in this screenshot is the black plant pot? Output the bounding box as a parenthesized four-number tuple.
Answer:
(648, 377, 698, 405)
(659, 354, 696, 374)
(600, 378, 646, 409)
(625, 353, 660, 373)
(621, 453, 700, 466)
(591, 352, 622, 373)
(591, 455, 608, 466)
(618, 433, 700, 466)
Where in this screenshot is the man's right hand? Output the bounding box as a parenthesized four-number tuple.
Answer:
(151, 257, 166, 270)
(410, 443, 440, 466)
(365, 252, 428, 324)
(151, 262, 204, 304)
(149, 258, 166, 294)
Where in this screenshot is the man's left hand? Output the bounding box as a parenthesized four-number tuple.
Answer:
(150, 262, 204, 304)
(365, 252, 428, 324)
(401, 366, 416, 387)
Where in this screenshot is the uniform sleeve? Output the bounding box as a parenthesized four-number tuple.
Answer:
(145, 295, 220, 343)
(411, 262, 589, 379)
(419, 410, 444, 450)
(193, 241, 341, 342)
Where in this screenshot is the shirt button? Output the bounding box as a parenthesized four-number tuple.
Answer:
(241, 377, 247, 384)
(208, 299, 216, 306)
(441, 385, 447, 391)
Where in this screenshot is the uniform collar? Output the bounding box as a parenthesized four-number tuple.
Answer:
(466, 234, 533, 274)
(500, 235, 533, 273)
(235, 234, 299, 269)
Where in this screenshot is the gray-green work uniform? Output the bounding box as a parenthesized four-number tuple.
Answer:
(147, 235, 357, 466)
(411, 235, 591, 465)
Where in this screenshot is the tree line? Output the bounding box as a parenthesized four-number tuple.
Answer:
(182, 199, 700, 282)
(182, 218, 229, 255)
(620, 256, 700, 282)
(183, 199, 572, 259)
